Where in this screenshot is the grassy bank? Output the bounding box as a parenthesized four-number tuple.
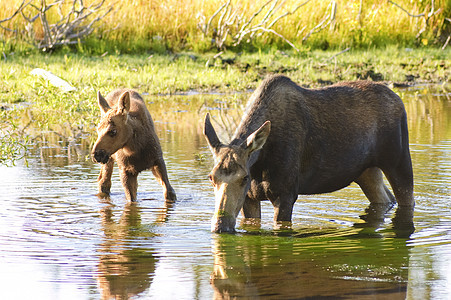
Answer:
(2, 47, 449, 97)
(0, 47, 449, 165)
(1, 0, 450, 54)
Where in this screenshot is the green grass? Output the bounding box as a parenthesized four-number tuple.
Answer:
(0, 47, 449, 165)
(1, 47, 449, 104)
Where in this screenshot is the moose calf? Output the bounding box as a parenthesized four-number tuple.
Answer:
(92, 89, 176, 202)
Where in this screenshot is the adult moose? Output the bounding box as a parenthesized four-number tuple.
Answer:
(204, 75, 414, 233)
(92, 89, 176, 202)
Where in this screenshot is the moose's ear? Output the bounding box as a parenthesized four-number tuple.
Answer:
(244, 121, 271, 154)
(117, 91, 131, 116)
(97, 91, 111, 115)
(204, 113, 222, 154)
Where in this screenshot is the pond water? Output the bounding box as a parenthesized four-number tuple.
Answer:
(0, 85, 450, 299)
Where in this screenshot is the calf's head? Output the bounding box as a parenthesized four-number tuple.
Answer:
(92, 91, 132, 164)
(204, 113, 271, 233)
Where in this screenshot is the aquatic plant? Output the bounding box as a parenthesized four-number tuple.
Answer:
(0, 108, 30, 166)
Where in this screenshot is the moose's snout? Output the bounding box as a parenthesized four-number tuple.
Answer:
(92, 149, 110, 164)
(211, 216, 237, 233)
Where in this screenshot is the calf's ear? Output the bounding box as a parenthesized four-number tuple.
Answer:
(204, 113, 222, 154)
(245, 121, 271, 154)
(97, 91, 111, 115)
(117, 91, 131, 116)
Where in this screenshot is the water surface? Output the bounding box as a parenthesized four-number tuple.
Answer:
(0, 86, 450, 299)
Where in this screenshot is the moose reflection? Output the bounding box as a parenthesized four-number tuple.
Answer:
(211, 208, 412, 299)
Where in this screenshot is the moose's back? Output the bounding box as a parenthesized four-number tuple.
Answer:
(235, 75, 411, 196)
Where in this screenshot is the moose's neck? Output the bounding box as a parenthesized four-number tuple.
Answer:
(231, 112, 269, 146)
(122, 118, 161, 159)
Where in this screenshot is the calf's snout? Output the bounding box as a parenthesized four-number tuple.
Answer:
(92, 149, 110, 164)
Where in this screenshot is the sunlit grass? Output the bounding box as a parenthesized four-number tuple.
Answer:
(0, 47, 449, 165)
(1, 0, 449, 53)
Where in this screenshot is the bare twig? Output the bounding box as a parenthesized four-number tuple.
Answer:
(302, 1, 336, 42)
(357, 0, 363, 23)
(202, 1, 228, 35)
(0, 0, 32, 32)
(237, 0, 273, 38)
(254, 26, 300, 52)
(325, 47, 350, 61)
(442, 35, 450, 50)
(198, 0, 312, 52)
(266, 0, 311, 29)
(1, 0, 114, 51)
(388, 0, 443, 39)
(0, 0, 27, 23)
(387, 1, 425, 18)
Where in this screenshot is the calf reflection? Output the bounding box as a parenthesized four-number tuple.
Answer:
(96, 201, 170, 299)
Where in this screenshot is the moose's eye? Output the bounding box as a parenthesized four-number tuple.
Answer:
(108, 129, 117, 137)
(241, 175, 250, 186)
(208, 174, 215, 185)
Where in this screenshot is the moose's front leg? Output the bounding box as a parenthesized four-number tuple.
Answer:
(240, 197, 262, 230)
(120, 169, 138, 202)
(242, 197, 261, 218)
(97, 159, 114, 196)
(272, 194, 296, 230)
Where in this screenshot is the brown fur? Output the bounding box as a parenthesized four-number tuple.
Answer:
(205, 75, 414, 233)
(92, 89, 176, 202)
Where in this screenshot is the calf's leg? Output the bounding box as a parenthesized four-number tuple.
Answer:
(120, 170, 138, 202)
(355, 167, 395, 205)
(98, 159, 114, 196)
(151, 158, 177, 202)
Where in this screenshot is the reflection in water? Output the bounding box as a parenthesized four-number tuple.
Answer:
(96, 200, 171, 299)
(0, 86, 449, 299)
(392, 205, 416, 238)
(356, 203, 395, 229)
(355, 203, 415, 238)
(407, 242, 451, 300)
(211, 215, 411, 299)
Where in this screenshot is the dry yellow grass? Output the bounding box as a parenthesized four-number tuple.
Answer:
(1, 0, 449, 51)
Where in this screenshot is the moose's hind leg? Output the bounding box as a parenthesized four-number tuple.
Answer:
(97, 159, 114, 196)
(355, 167, 396, 205)
(382, 153, 414, 207)
(381, 116, 414, 207)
